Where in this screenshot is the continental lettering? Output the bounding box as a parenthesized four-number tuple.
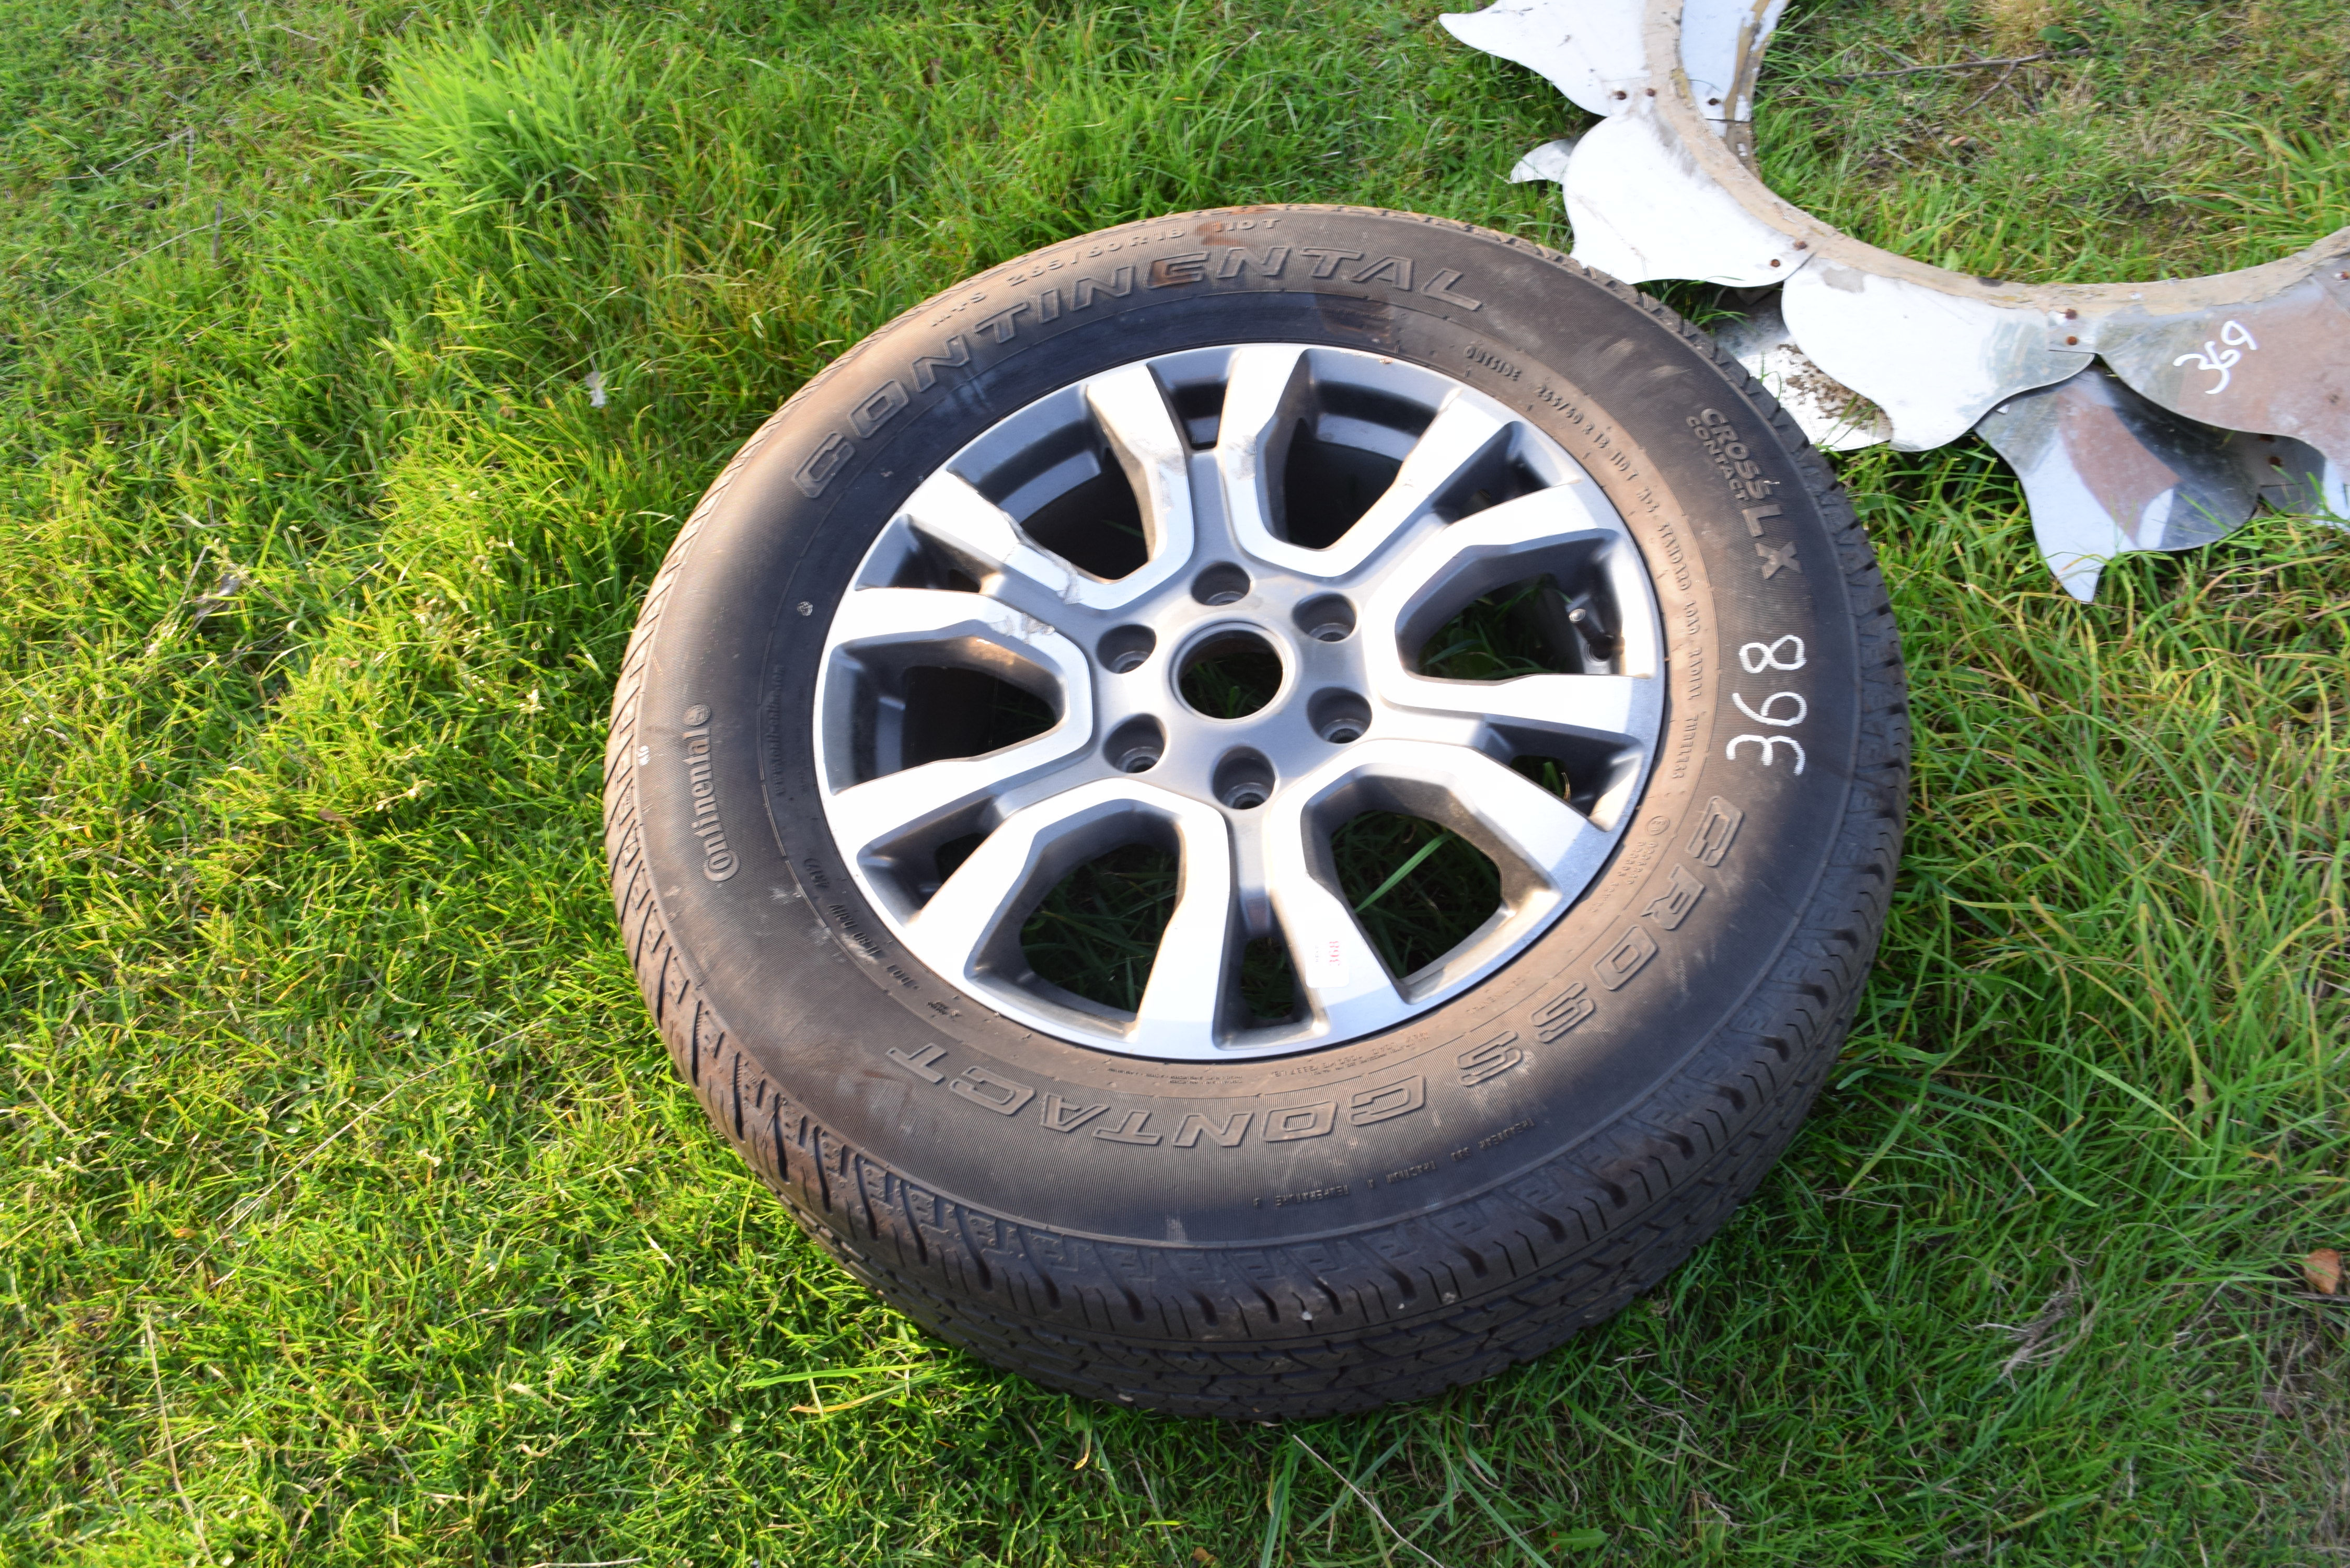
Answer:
(1422, 268, 1483, 309)
(1262, 1101, 1337, 1143)
(1350, 255, 1413, 289)
(792, 432, 854, 499)
(1214, 245, 1289, 281)
(682, 718, 739, 882)
(1297, 247, 1362, 280)
(975, 303, 1029, 343)
(1174, 1110, 1252, 1148)
(1147, 252, 1208, 287)
(909, 335, 972, 392)
(1070, 267, 1135, 309)
(849, 379, 908, 438)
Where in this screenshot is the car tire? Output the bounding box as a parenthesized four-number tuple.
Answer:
(604, 204, 1908, 1419)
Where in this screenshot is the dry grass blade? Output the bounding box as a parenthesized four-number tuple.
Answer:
(1289, 1435, 1450, 1568)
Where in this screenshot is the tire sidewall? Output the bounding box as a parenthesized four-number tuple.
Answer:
(624, 207, 1859, 1247)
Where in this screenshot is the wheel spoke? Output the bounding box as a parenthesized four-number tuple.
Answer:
(827, 733, 1088, 869)
(1384, 670, 1650, 744)
(1131, 805, 1242, 1046)
(1217, 344, 1317, 563)
(1344, 739, 1607, 901)
(824, 589, 1095, 862)
(1367, 483, 1617, 644)
(1262, 738, 1612, 1005)
(1252, 393, 1522, 577)
(1080, 364, 1196, 604)
(905, 779, 1197, 999)
(901, 471, 1075, 615)
(826, 584, 1076, 661)
(1358, 484, 1654, 745)
(1257, 789, 1407, 1033)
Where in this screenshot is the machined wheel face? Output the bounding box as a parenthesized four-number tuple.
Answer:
(812, 345, 1666, 1060)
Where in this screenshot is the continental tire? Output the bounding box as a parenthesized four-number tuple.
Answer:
(603, 205, 1908, 1419)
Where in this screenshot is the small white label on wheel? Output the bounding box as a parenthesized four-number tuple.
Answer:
(1308, 936, 1350, 990)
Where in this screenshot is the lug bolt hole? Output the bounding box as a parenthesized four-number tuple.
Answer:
(1191, 562, 1251, 606)
(1309, 688, 1372, 746)
(1103, 715, 1165, 775)
(1293, 593, 1356, 643)
(1097, 624, 1156, 674)
(1213, 748, 1275, 811)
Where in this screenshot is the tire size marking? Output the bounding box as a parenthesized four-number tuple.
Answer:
(1725, 635, 1810, 775)
(1465, 343, 1523, 381)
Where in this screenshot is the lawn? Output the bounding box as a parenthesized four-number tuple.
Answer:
(2, 1, 2345, 1564)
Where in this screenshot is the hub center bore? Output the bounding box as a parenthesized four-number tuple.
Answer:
(1175, 626, 1285, 720)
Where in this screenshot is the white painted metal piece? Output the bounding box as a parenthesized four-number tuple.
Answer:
(1780, 261, 2091, 451)
(1677, 0, 1790, 124)
(1439, 0, 1646, 119)
(1708, 296, 1888, 452)
(1561, 103, 1812, 286)
(1507, 137, 1579, 186)
(1446, 0, 2350, 595)
(1976, 366, 2260, 601)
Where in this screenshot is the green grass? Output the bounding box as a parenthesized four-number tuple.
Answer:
(1, 1, 2345, 1564)
(1755, 0, 2350, 283)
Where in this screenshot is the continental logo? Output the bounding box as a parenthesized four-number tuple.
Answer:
(681, 705, 739, 883)
(792, 232, 1485, 499)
